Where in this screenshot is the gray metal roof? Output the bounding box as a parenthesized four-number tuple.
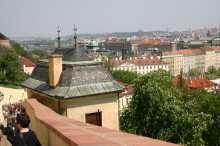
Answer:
(22, 60, 123, 99)
(54, 47, 92, 62)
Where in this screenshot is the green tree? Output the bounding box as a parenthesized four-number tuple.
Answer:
(205, 66, 220, 79)
(197, 91, 220, 146)
(111, 70, 139, 84)
(0, 49, 26, 84)
(188, 68, 202, 77)
(120, 70, 212, 146)
(11, 42, 47, 63)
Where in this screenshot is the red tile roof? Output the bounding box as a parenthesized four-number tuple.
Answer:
(139, 38, 170, 46)
(163, 49, 205, 56)
(207, 46, 220, 52)
(188, 78, 218, 89)
(19, 56, 35, 67)
(119, 84, 134, 97)
(0, 33, 8, 40)
(110, 58, 168, 66)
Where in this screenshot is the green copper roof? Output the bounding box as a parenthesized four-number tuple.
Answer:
(22, 60, 123, 99)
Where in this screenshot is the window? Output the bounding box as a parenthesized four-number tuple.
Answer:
(85, 110, 102, 126)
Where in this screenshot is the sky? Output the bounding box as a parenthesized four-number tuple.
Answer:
(0, 0, 220, 37)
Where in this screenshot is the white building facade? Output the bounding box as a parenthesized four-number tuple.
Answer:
(110, 57, 169, 75)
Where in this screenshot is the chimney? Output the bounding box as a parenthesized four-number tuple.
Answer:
(48, 54, 63, 87)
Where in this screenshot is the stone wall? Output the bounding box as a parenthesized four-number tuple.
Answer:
(21, 99, 179, 146)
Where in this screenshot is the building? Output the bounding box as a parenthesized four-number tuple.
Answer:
(119, 84, 134, 111)
(212, 38, 220, 46)
(19, 56, 35, 75)
(162, 47, 220, 76)
(162, 53, 184, 76)
(104, 37, 132, 57)
(86, 40, 99, 51)
(22, 44, 123, 130)
(110, 57, 169, 75)
(133, 38, 171, 55)
(0, 33, 11, 48)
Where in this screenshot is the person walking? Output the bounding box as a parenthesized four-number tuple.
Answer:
(1, 113, 41, 146)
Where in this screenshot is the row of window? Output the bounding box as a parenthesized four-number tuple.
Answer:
(117, 65, 168, 70)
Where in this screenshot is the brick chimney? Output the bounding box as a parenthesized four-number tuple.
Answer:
(48, 54, 63, 87)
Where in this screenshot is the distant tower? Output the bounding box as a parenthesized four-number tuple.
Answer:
(122, 39, 127, 60)
(57, 26, 61, 48)
(73, 24, 78, 49)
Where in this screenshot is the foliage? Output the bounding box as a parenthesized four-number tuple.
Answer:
(120, 70, 213, 146)
(0, 49, 26, 84)
(188, 68, 202, 77)
(12, 42, 29, 57)
(197, 91, 220, 146)
(111, 70, 139, 84)
(12, 42, 47, 63)
(205, 66, 220, 79)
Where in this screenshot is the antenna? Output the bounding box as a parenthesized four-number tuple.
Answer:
(73, 24, 78, 49)
(57, 26, 61, 48)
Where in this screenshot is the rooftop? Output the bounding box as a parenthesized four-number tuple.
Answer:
(54, 47, 92, 62)
(22, 60, 123, 99)
(0, 33, 8, 40)
(188, 78, 218, 89)
(119, 83, 134, 97)
(20, 56, 35, 67)
(163, 48, 205, 56)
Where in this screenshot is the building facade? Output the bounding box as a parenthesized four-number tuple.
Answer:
(110, 57, 169, 75)
(162, 47, 220, 76)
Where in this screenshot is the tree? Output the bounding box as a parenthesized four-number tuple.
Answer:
(188, 68, 202, 77)
(111, 70, 139, 84)
(205, 66, 220, 79)
(0, 49, 26, 84)
(197, 91, 220, 146)
(12, 42, 47, 63)
(120, 70, 212, 146)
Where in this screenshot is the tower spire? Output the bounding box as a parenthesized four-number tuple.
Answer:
(57, 26, 61, 48)
(73, 24, 78, 49)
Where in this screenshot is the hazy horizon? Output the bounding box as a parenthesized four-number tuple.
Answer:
(1, 0, 220, 38)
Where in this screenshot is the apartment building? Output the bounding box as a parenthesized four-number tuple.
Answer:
(162, 47, 220, 76)
(110, 57, 169, 75)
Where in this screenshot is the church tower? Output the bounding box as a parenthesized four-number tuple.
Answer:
(57, 26, 61, 48)
(73, 24, 78, 49)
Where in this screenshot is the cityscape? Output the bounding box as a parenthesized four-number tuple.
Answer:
(0, 0, 220, 146)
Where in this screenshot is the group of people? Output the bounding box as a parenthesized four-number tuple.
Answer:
(2, 102, 24, 125)
(0, 102, 41, 146)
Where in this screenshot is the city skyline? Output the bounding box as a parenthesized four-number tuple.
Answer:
(0, 0, 220, 37)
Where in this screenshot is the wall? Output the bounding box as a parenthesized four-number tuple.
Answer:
(22, 99, 179, 146)
(0, 40, 11, 48)
(66, 93, 119, 130)
(27, 89, 60, 113)
(27, 89, 119, 130)
(23, 65, 35, 75)
(119, 94, 132, 111)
